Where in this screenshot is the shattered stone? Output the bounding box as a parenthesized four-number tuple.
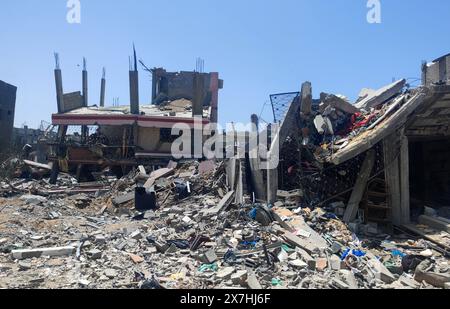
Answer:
(19, 195, 47, 205)
(231, 270, 248, 285)
(316, 258, 328, 271)
(129, 253, 145, 264)
(201, 249, 217, 264)
(104, 269, 118, 279)
(166, 244, 178, 254)
(216, 267, 235, 280)
(330, 255, 343, 270)
(129, 230, 142, 240)
(289, 259, 308, 269)
(246, 271, 262, 289)
(78, 279, 91, 287)
(94, 235, 106, 245)
(18, 261, 32, 271)
(87, 249, 102, 260)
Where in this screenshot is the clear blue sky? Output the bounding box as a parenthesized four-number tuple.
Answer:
(1, 0, 450, 129)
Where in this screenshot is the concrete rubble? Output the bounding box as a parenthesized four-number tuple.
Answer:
(0, 157, 448, 290)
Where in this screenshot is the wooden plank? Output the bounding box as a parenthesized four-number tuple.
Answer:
(343, 150, 376, 223)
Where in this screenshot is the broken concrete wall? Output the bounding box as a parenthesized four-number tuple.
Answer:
(423, 54, 450, 86)
(152, 69, 223, 111)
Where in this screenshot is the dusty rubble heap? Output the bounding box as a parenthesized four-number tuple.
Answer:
(0, 159, 449, 289)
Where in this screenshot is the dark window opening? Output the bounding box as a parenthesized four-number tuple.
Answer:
(409, 138, 450, 221)
(160, 128, 180, 143)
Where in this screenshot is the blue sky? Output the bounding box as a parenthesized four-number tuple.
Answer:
(1, 0, 450, 129)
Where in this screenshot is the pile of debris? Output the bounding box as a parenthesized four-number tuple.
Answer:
(0, 158, 449, 289)
(300, 79, 408, 162)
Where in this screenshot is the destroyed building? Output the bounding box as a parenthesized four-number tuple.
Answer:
(0, 80, 17, 155)
(48, 52, 223, 181)
(1, 53, 450, 290)
(241, 55, 450, 251)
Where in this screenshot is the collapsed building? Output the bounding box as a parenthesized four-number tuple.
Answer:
(48, 51, 223, 182)
(238, 53, 450, 252)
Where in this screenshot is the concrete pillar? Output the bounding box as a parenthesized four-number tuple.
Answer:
(129, 71, 140, 115)
(384, 132, 402, 225)
(54, 67, 64, 114)
(129, 46, 140, 115)
(300, 82, 312, 116)
(100, 68, 106, 107)
(249, 115, 266, 201)
(151, 70, 158, 104)
(399, 133, 411, 225)
(192, 73, 204, 117)
(209, 72, 219, 123)
(82, 58, 88, 107)
(81, 58, 89, 141)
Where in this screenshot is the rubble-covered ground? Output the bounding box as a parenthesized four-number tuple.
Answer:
(0, 160, 449, 289)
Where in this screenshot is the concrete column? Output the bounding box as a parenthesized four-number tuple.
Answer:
(100, 68, 106, 107)
(249, 115, 265, 201)
(151, 70, 158, 104)
(209, 73, 219, 123)
(82, 58, 89, 141)
(129, 47, 140, 115)
(129, 71, 140, 115)
(192, 73, 204, 117)
(384, 132, 402, 225)
(399, 133, 411, 225)
(54, 70, 64, 114)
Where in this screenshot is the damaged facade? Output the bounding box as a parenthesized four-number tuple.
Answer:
(48, 52, 223, 181)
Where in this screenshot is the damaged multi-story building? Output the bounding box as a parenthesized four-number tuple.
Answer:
(0, 80, 17, 156)
(48, 51, 223, 181)
(238, 53, 450, 250)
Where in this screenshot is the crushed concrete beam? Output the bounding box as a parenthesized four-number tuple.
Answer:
(415, 260, 450, 288)
(300, 82, 312, 116)
(330, 90, 435, 165)
(355, 79, 406, 110)
(418, 215, 450, 233)
(203, 190, 235, 216)
(12, 246, 76, 260)
(113, 192, 134, 206)
(366, 252, 396, 284)
(320, 93, 360, 114)
(144, 168, 174, 188)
